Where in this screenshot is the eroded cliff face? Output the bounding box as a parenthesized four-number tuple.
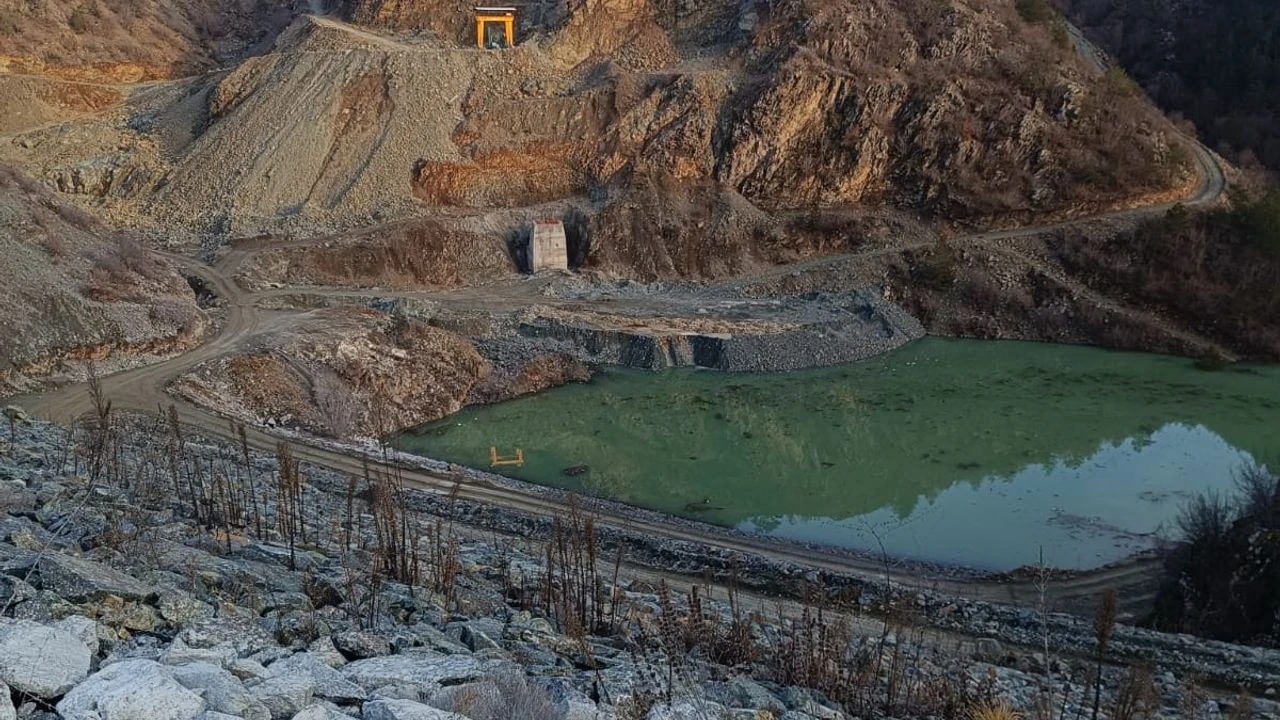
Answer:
(0, 166, 204, 393)
(0, 0, 1195, 282)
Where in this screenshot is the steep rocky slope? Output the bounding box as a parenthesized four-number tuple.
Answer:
(0, 164, 203, 394)
(0, 0, 314, 81)
(0, 0, 1194, 274)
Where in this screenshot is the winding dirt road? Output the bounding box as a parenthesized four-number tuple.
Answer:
(3, 130, 1229, 620)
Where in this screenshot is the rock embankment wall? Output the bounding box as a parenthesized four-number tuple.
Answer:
(0, 418, 1278, 719)
(516, 290, 925, 372)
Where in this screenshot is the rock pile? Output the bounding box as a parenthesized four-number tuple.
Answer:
(0, 417, 1277, 720)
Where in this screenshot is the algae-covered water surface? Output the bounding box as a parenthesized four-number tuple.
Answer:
(395, 339, 1280, 571)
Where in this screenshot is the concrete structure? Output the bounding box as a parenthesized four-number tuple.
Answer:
(528, 219, 568, 272)
(475, 7, 516, 48)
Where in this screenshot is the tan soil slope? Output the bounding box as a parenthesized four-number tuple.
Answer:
(142, 17, 484, 233)
(235, 219, 518, 290)
(0, 74, 121, 135)
(0, 0, 313, 81)
(0, 165, 204, 394)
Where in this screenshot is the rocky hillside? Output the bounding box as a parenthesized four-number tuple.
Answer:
(0, 164, 204, 394)
(0, 0, 314, 81)
(0, 0, 1194, 279)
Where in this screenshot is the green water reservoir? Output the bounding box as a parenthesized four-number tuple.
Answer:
(395, 339, 1280, 570)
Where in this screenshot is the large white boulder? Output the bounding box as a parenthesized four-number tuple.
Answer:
(170, 662, 269, 720)
(56, 659, 206, 720)
(363, 698, 469, 720)
(268, 653, 365, 702)
(248, 675, 315, 719)
(291, 704, 358, 720)
(341, 654, 482, 696)
(0, 619, 92, 697)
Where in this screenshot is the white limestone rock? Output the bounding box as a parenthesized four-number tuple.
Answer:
(56, 659, 206, 720)
(363, 698, 469, 720)
(0, 680, 16, 720)
(341, 654, 482, 696)
(170, 661, 270, 720)
(268, 652, 365, 702)
(0, 619, 92, 697)
(291, 702, 359, 720)
(249, 675, 315, 719)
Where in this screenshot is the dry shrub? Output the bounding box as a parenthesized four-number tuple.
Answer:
(311, 369, 363, 439)
(42, 234, 68, 259)
(432, 669, 559, 720)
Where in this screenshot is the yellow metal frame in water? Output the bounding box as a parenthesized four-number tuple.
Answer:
(490, 446, 524, 467)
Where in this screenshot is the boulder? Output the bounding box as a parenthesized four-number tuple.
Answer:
(342, 654, 483, 695)
(170, 662, 269, 720)
(180, 618, 278, 657)
(0, 619, 92, 697)
(333, 630, 392, 659)
(159, 590, 216, 626)
(647, 701, 730, 720)
(86, 595, 161, 632)
(705, 677, 785, 713)
(162, 638, 238, 667)
(292, 704, 358, 720)
(0, 575, 36, 608)
(0, 680, 15, 720)
(52, 615, 100, 654)
(364, 698, 468, 720)
(306, 635, 348, 668)
(407, 625, 470, 656)
(249, 675, 315, 719)
(449, 619, 502, 652)
(57, 659, 206, 720)
(228, 658, 272, 681)
(268, 653, 365, 702)
(4, 550, 151, 601)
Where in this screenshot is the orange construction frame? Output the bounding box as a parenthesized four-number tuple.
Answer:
(489, 446, 524, 467)
(475, 14, 515, 48)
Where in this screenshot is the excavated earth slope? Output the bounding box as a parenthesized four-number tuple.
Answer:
(0, 165, 204, 394)
(1, 0, 1194, 275)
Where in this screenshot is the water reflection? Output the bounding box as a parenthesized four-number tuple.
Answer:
(741, 423, 1252, 570)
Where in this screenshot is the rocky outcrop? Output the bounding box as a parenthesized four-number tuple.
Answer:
(174, 307, 489, 437)
(235, 220, 518, 291)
